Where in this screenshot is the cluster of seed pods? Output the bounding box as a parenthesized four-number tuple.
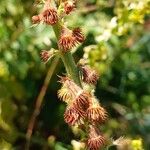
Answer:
(32, 0, 108, 149)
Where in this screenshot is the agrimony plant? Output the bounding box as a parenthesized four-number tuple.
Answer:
(31, 0, 108, 149)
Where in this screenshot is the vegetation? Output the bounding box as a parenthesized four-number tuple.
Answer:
(0, 0, 150, 149)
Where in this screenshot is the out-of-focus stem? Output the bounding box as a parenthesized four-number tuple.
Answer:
(26, 57, 60, 150)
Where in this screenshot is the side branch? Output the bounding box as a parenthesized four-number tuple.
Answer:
(26, 57, 60, 149)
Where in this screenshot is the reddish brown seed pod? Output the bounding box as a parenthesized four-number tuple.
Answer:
(73, 91, 90, 111)
(40, 50, 54, 62)
(32, 0, 58, 25)
(59, 27, 76, 52)
(87, 98, 107, 123)
(64, 0, 76, 15)
(58, 76, 90, 111)
(87, 125, 106, 150)
(64, 105, 85, 126)
(81, 65, 99, 85)
(73, 28, 85, 43)
(42, 8, 58, 25)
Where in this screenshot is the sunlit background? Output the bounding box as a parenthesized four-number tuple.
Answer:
(0, 0, 150, 149)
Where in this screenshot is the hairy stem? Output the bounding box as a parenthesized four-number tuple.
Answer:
(61, 52, 81, 86)
(53, 23, 82, 87)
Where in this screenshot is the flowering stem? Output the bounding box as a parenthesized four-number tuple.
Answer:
(53, 23, 82, 87)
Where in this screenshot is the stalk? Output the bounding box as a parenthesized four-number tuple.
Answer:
(29, 1, 108, 149)
(53, 23, 82, 87)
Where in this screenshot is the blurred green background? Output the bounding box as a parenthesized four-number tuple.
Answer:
(0, 0, 150, 149)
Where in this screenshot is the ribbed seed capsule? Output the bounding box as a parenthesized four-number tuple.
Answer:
(87, 125, 105, 150)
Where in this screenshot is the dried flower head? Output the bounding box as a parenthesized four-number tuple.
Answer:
(58, 85, 72, 103)
(64, 105, 85, 126)
(42, 8, 58, 25)
(58, 76, 90, 111)
(64, 0, 76, 15)
(87, 98, 107, 123)
(59, 27, 76, 52)
(74, 90, 90, 111)
(58, 77, 76, 103)
(40, 50, 54, 62)
(87, 125, 106, 150)
(81, 65, 99, 85)
(73, 28, 85, 43)
(32, 0, 58, 25)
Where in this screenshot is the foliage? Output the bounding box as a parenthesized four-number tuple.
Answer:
(0, 0, 150, 149)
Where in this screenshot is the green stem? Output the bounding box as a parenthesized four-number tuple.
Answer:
(52, 23, 82, 87)
(61, 52, 81, 86)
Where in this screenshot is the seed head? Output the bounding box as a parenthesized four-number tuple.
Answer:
(74, 90, 90, 111)
(59, 27, 76, 52)
(87, 125, 106, 150)
(42, 8, 58, 25)
(58, 76, 90, 110)
(64, 105, 85, 126)
(58, 85, 72, 103)
(58, 76, 77, 103)
(87, 98, 107, 123)
(81, 65, 99, 85)
(32, 0, 58, 25)
(73, 28, 85, 43)
(40, 50, 54, 62)
(64, 0, 76, 15)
